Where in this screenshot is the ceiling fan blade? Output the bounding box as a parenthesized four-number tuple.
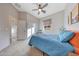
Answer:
(32, 9, 38, 11)
(41, 10, 46, 13)
(41, 3, 48, 9)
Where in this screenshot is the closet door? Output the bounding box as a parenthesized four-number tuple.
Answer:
(17, 20, 27, 40)
(9, 16, 17, 43)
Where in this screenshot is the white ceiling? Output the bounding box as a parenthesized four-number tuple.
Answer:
(13, 3, 66, 19)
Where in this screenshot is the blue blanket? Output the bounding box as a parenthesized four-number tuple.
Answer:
(29, 33, 74, 56)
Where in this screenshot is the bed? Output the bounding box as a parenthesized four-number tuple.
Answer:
(29, 32, 75, 56)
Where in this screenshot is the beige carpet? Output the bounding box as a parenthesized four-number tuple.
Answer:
(0, 40, 30, 56)
(0, 40, 43, 56)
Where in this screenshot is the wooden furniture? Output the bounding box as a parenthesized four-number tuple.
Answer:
(30, 47, 48, 56)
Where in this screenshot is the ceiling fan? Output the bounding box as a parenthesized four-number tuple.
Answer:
(32, 3, 48, 15)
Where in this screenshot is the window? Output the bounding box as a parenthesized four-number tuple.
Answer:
(27, 24, 36, 38)
(27, 28, 31, 38)
(32, 24, 35, 34)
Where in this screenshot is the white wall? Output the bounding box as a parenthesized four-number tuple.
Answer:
(40, 11, 64, 34)
(0, 4, 18, 51)
(64, 3, 79, 32)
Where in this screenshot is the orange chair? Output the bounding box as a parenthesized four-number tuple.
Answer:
(69, 32, 79, 55)
(75, 47, 79, 55)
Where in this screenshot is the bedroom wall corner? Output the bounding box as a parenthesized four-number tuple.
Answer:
(40, 11, 65, 34)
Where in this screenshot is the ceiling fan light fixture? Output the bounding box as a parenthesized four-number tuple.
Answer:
(38, 9, 42, 12)
(32, 3, 48, 15)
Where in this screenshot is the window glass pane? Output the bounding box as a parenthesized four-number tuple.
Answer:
(27, 28, 31, 38)
(32, 24, 36, 34)
(32, 27, 35, 34)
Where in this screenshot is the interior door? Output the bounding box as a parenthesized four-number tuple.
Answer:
(9, 16, 17, 44)
(17, 20, 27, 40)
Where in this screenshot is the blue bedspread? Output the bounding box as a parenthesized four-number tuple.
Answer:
(29, 33, 74, 56)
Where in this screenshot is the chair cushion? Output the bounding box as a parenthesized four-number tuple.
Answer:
(69, 32, 79, 55)
(70, 32, 79, 48)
